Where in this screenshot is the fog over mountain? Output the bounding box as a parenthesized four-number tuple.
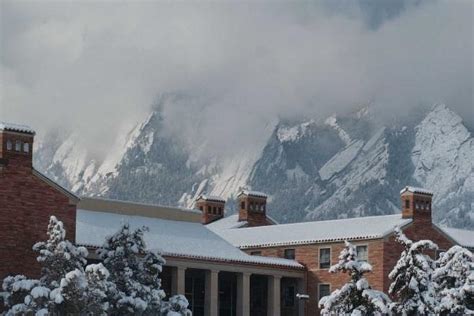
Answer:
(1, 1, 472, 159)
(1, 1, 473, 228)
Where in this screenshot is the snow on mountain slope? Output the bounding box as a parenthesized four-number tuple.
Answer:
(34, 103, 474, 229)
(411, 104, 474, 227)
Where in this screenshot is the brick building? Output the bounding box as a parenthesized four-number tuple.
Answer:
(1, 122, 473, 316)
(208, 187, 473, 315)
(0, 123, 78, 279)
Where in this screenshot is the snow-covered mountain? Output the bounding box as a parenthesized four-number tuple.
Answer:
(34, 103, 474, 229)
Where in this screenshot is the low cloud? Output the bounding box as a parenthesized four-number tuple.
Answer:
(1, 1, 472, 159)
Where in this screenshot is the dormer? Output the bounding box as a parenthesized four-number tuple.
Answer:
(237, 190, 269, 227)
(0, 122, 35, 170)
(400, 186, 433, 222)
(195, 195, 226, 224)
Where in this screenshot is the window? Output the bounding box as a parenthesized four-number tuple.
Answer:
(356, 245, 368, 262)
(241, 201, 245, 209)
(405, 199, 409, 209)
(284, 249, 295, 260)
(23, 142, 30, 153)
(250, 251, 261, 256)
(250, 202, 254, 211)
(6, 140, 12, 151)
(199, 206, 203, 211)
(319, 248, 331, 269)
(218, 207, 223, 215)
(207, 206, 212, 214)
(213, 206, 217, 214)
(283, 285, 295, 307)
(15, 140, 21, 151)
(318, 284, 331, 300)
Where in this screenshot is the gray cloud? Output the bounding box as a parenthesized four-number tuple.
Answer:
(0, 0, 472, 159)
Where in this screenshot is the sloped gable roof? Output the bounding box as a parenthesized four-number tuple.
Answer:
(76, 209, 302, 269)
(212, 214, 412, 249)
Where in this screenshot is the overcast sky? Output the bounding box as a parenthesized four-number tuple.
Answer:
(0, 0, 472, 159)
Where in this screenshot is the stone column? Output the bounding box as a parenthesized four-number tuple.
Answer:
(297, 278, 306, 316)
(171, 266, 186, 295)
(267, 275, 281, 316)
(204, 269, 219, 316)
(236, 272, 251, 316)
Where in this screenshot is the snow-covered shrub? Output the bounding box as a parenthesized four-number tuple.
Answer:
(33, 216, 88, 288)
(83, 263, 117, 315)
(388, 227, 438, 315)
(1, 216, 89, 315)
(433, 245, 474, 314)
(161, 294, 192, 316)
(318, 241, 391, 315)
(49, 263, 115, 315)
(97, 224, 167, 315)
(1, 275, 49, 315)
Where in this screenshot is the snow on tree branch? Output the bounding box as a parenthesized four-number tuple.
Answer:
(389, 226, 438, 315)
(319, 241, 391, 315)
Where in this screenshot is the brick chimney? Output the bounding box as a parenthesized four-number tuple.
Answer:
(195, 195, 225, 224)
(0, 122, 35, 170)
(237, 190, 270, 227)
(400, 186, 433, 222)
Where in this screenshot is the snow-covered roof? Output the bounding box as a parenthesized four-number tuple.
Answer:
(76, 209, 302, 269)
(0, 122, 35, 134)
(214, 214, 412, 249)
(437, 226, 474, 249)
(206, 214, 248, 231)
(238, 190, 268, 198)
(400, 186, 433, 196)
(196, 195, 226, 203)
(207, 214, 279, 231)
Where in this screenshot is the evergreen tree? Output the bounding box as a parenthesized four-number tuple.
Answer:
(97, 224, 167, 315)
(161, 294, 192, 316)
(319, 241, 391, 315)
(388, 227, 438, 315)
(433, 245, 474, 314)
(33, 216, 88, 288)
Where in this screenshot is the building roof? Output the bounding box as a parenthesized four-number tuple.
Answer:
(238, 190, 268, 198)
(207, 214, 279, 231)
(400, 186, 433, 195)
(196, 195, 226, 203)
(78, 197, 201, 223)
(437, 226, 474, 249)
(0, 122, 35, 135)
(207, 214, 249, 230)
(213, 214, 412, 249)
(76, 209, 303, 269)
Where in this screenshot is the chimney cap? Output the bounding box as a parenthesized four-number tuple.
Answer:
(196, 195, 226, 203)
(0, 122, 35, 135)
(400, 186, 433, 196)
(238, 190, 268, 199)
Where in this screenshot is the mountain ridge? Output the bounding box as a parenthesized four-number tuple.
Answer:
(33, 102, 474, 229)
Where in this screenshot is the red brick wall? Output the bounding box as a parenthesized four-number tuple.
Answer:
(244, 239, 385, 315)
(196, 199, 225, 224)
(238, 196, 269, 227)
(0, 156, 77, 279)
(382, 221, 454, 293)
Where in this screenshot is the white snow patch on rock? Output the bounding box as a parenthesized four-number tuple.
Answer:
(319, 140, 364, 181)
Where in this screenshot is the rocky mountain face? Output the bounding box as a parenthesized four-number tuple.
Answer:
(34, 103, 474, 229)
